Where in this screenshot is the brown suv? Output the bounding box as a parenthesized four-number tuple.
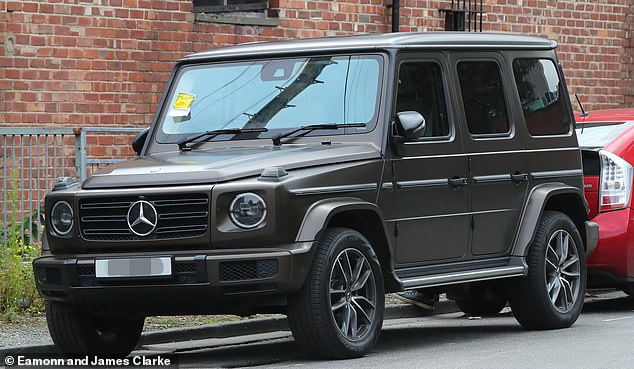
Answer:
(35, 33, 598, 359)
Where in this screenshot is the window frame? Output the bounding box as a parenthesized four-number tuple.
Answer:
(153, 54, 386, 144)
(192, 0, 267, 13)
(511, 57, 573, 138)
(394, 58, 455, 143)
(455, 58, 514, 140)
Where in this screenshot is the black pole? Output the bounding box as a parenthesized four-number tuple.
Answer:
(479, 0, 483, 32)
(392, 0, 400, 33)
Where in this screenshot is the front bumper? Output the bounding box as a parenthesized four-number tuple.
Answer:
(33, 242, 315, 315)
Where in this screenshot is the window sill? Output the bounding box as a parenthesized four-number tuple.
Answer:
(194, 12, 280, 27)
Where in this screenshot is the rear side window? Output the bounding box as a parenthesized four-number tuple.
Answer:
(513, 59, 571, 136)
(396, 62, 450, 139)
(457, 61, 509, 136)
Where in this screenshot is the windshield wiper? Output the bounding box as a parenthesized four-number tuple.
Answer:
(271, 123, 366, 146)
(177, 128, 268, 151)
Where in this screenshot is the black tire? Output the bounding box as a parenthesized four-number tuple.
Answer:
(287, 227, 385, 359)
(46, 300, 145, 357)
(455, 283, 508, 316)
(623, 284, 634, 297)
(509, 211, 586, 330)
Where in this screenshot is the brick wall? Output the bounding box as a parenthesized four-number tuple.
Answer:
(1, 0, 633, 130)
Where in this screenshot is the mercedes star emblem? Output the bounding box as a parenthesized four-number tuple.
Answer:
(127, 200, 158, 236)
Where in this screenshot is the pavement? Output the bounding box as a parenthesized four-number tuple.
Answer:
(3, 290, 624, 355)
(0, 298, 460, 355)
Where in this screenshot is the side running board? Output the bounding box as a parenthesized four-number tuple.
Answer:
(396, 257, 528, 290)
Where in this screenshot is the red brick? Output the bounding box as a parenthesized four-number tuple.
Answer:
(0, 0, 631, 128)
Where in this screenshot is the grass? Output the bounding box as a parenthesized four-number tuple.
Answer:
(7, 313, 276, 333)
(0, 172, 45, 322)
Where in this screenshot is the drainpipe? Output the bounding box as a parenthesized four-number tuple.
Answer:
(391, 0, 400, 32)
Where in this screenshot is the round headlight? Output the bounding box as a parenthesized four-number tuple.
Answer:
(229, 193, 266, 229)
(51, 201, 74, 236)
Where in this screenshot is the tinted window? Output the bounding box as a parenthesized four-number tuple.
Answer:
(513, 59, 571, 136)
(396, 62, 449, 139)
(457, 61, 509, 135)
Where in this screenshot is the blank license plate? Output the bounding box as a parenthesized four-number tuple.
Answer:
(95, 257, 172, 278)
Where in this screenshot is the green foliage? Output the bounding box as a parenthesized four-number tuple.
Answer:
(0, 171, 45, 321)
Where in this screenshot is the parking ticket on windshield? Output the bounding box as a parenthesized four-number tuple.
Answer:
(169, 92, 196, 118)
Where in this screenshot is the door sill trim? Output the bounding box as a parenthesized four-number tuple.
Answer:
(399, 262, 527, 289)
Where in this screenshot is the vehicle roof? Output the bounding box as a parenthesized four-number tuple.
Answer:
(575, 108, 634, 124)
(182, 32, 557, 61)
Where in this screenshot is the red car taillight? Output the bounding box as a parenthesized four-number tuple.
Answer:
(599, 149, 633, 212)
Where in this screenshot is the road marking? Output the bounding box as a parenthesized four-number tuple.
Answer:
(602, 316, 633, 322)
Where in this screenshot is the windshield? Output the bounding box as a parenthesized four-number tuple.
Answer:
(575, 122, 634, 147)
(157, 55, 382, 143)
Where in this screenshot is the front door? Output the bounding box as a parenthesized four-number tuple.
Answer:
(391, 57, 471, 266)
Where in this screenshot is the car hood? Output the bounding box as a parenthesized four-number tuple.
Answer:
(82, 144, 381, 189)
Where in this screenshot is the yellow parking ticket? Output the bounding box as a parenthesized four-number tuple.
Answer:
(173, 93, 196, 110)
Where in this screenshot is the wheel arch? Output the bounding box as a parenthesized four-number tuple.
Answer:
(513, 183, 589, 257)
(295, 197, 400, 292)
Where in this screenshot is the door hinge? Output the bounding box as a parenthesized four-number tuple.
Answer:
(471, 215, 475, 230)
(394, 222, 398, 238)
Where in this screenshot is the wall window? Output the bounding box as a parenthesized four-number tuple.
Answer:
(193, 0, 267, 13)
(513, 59, 571, 136)
(457, 61, 509, 135)
(396, 62, 450, 139)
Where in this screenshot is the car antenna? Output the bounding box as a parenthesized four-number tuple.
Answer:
(575, 94, 589, 117)
(574, 94, 588, 134)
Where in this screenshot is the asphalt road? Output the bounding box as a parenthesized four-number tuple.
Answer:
(137, 292, 634, 369)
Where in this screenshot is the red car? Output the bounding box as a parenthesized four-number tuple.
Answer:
(576, 108, 634, 295)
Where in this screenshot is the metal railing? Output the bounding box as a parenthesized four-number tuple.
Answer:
(1, 127, 143, 248)
(440, 0, 485, 32)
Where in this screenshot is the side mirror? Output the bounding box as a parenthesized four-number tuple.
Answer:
(391, 111, 426, 157)
(395, 111, 426, 138)
(132, 127, 150, 155)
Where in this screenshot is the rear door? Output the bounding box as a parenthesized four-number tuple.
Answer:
(452, 54, 529, 257)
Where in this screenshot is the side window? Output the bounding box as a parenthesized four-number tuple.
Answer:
(513, 58, 571, 136)
(457, 61, 509, 135)
(396, 62, 450, 140)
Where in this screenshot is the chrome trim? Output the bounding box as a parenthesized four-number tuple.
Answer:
(530, 169, 583, 180)
(400, 146, 579, 160)
(290, 183, 378, 196)
(401, 265, 526, 289)
(382, 183, 395, 190)
(392, 208, 514, 222)
(473, 174, 512, 184)
(397, 178, 448, 189)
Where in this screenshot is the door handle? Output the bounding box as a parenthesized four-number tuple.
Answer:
(448, 177, 468, 187)
(511, 173, 529, 183)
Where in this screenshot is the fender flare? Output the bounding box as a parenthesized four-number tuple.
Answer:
(294, 197, 401, 291)
(512, 183, 588, 257)
(295, 197, 388, 243)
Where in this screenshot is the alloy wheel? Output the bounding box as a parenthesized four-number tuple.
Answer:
(329, 247, 377, 341)
(545, 229, 581, 312)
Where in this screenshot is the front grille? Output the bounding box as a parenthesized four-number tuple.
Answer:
(79, 194, 209, 241)
(35, 267, 63, 287)
(77, 265, 95, 276)
(219, 260, 278, 281)
(174, 262, 196, 274)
